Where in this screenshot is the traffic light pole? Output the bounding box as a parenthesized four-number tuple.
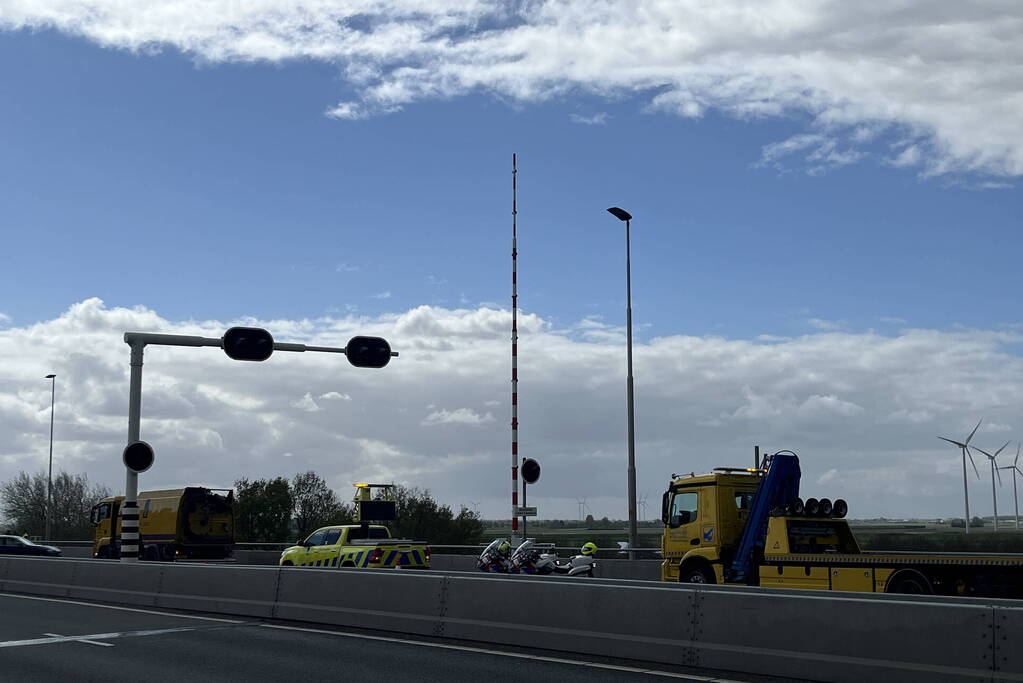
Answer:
(118, 331, 396, 563)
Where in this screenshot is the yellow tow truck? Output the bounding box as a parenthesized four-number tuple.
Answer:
(91, 487, 234, 561)
(279, 483, 430, 569)
(661, 451, 1023, 598)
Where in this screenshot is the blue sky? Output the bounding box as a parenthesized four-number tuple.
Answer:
(4, 29, 1019, 342)
(1, 4, 1021, 520)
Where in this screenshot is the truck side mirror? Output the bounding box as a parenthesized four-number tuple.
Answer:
(661, 491, 670, 525)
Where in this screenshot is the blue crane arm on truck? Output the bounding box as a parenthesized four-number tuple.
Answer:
(725, 452, 801, 585)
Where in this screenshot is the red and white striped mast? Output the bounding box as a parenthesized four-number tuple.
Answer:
(510, 153, 520, 542)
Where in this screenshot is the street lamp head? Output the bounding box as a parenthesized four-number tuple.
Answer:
(607, 207, 632, 222)
(45, 374, 56, 379)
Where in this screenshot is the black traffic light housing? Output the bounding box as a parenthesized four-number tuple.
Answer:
(223, 327, 274, 362)
(521, 458, 541, 484)
(346, 336, 392, 368)
(123, 440, 155, 473)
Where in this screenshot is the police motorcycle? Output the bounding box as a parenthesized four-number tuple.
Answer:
(476, 539, 513, 572)
(508, 540, 598, 577)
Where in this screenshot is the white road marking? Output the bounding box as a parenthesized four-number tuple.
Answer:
(43, 632, 114, 647)
(259, 624, 742, 682)
(0, 592, 243, 624)
(1, 625, 202, 649)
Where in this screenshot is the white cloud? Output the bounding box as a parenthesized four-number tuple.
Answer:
(569, 112, 609, 125)
(291, 393, 321, 412)
(808, 318, 845, 331)
(1, 299, 1023, 519)
(421, 407, 495, 427)
(319, 391, 351, 401)
(335, 262, 359, 273)
(0, 312, 10, 327)
(2, 2, 1021, 177)
(372, 291, 392, 299)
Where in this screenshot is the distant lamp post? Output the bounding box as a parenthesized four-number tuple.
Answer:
(606, 206, 638, 558)
(45, 374, 56, 541)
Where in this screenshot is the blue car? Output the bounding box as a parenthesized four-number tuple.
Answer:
(0, 535, 62, 556)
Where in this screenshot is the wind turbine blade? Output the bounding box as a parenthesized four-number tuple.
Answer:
(994, 440, 1011, 458)
(938, 436, 967, 448)
(996, 465, 1003, 487)
(965, 447, 981, 479)
(966, 419, 983, 446)
(973, 446, 993, 459)
(1015, 442, 1021, 468)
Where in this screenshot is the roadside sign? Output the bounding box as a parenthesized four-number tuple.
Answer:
(516, 506, 538, 517)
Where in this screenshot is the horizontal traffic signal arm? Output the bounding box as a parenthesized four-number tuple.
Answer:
(123, 330, 398, 366)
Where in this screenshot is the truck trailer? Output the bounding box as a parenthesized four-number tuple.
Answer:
(661, 451, 1023, 598)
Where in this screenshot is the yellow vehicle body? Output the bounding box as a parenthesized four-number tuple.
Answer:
(661, 470, 1023, 598)
(279, 524, 430, 569)
(91, 487, 234, 561)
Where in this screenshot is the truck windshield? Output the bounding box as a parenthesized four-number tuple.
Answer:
(787, 520, 860, 554)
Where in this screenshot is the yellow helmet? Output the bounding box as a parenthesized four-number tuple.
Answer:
(498, 541, 511, 555)
(580, 542, 597, 556)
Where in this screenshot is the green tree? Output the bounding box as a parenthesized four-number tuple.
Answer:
(0, 470, 109, 539)
(234, 477, 293, 542)
(291, 471, 353, 537)
(389, 486, 484, 545)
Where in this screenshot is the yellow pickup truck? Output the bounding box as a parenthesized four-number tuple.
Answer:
(279, 524, 430, 569)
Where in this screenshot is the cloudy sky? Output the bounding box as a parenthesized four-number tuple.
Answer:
(1, 1, 1021, 522)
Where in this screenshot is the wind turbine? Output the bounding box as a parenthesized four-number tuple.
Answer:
(974, 440, 1010, 532)
(638, 492, 648, 522)
(938, 420, 982, 534)
(997, 443, 1022, 531)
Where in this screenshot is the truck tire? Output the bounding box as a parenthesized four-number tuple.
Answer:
(97, 545, 110, 559)
(885, 569, 932, 595)
(680, 563, 715, 584)
(281, 560, 293, 566)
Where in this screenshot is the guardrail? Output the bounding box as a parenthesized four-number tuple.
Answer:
(1, 555, 1020, 682)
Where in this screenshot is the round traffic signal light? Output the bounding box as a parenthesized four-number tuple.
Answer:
(123, 440, 155, 473)
(222, 327, 274, 362)
(346, 336, 392, 368)
(521, 458, 541, 484)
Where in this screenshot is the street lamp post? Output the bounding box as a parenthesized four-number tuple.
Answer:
(44, 374, 56, 541)
(607, 206, 638, 559)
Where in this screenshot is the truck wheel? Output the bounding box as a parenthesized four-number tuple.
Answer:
(281, 561, 293, 566)
(885, 570, 932, 595)
(97, 546, 110, 559)
(142, 546, 159, 562)
(680, 564, 715, 584)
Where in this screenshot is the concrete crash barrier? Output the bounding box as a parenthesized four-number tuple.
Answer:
(0, 555, 79, 598)
(441, 573, 696, 666)
(5, 556, 1023, 683)
(156, 564, 279, 618)
(274, 567, 445, 637)
(68, 559, 166, 607)
(692, 587, 999, 683)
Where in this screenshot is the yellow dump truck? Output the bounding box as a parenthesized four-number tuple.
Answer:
(661, 452, 1023, 598)
(91, 487, 234, 561)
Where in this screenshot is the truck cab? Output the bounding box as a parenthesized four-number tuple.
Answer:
(661, 470, 760, 583)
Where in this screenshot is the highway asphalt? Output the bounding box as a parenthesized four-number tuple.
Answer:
(0, 592, 808, 683)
